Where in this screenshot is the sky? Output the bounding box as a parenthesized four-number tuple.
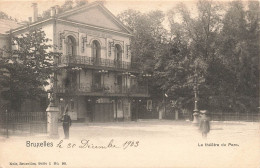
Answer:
(0, 0, 199, 22)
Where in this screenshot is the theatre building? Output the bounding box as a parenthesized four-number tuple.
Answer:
(9, 2, 149, 122)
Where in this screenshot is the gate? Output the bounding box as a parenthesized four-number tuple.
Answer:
(94, 103, 114, 122)
(0, 111, 47, 137)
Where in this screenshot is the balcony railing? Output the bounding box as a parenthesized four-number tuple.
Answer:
(56, 84, 148, 96)
(58, 55, 139, 70)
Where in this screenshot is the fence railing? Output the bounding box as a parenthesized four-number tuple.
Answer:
(0, 111, 47, 137)
(209, 112, 260, 122)
(58, 55, 139, 70)
(56, 84, 148, 95)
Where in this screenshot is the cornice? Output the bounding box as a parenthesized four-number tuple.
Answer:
(58, 3, 132, 35)
(57, 19, 133, 37)
(9, 2, 133, 37)
(11, 18, 54, 34)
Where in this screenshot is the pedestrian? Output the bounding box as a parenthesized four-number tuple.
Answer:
(62, 106, 72, 139)
(199, 110, 210, 138)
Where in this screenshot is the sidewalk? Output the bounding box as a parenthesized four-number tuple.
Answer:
(1, 119, 259, 139)
(0, 120, 259, 168)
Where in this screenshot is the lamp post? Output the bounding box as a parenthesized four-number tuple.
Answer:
(98, 69, 108, 92)
(122, 71, 132, 121)
(142, 73, 151, 95)
(122, 72, 131, 93)
(72, 66, 82, 92)
(192, 70, 205, 124)
(192, 74, 199, 124)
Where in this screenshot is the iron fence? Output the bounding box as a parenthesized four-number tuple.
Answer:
(209, 112, 260, 122)
(181, 111, 260, 122)
(0, 111, 47, 137)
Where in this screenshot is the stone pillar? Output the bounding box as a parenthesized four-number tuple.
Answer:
(175, 111, 178, 120)
(46, 102, 60, 139)
(159, 108, 163, 120)
(192, 111, 200, 125)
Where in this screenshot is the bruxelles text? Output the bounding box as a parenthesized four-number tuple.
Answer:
(26, 140, 139, 150)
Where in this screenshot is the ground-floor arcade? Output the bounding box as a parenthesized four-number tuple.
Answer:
(57, 95, 151, 122)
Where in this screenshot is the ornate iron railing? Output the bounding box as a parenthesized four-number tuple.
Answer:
(56, 84, 148, 95)
(58, 55, 139, 70)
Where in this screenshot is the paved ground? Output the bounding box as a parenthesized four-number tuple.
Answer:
(0, 120, 259, 168)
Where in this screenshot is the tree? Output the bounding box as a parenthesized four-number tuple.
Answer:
(75, 0, 88, 7)
(0, 11, 17, 21)
(42, 0, 88, 19)
(118, 1, 259, 115)
(118, 10, 168, 98)
(163, 0, 259, 113)
(0, 28, 60, 112)
(218, 0, 259, 113)
(159, 0, 223, 111)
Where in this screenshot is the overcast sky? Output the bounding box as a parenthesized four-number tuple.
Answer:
(0, 0, 201, 22)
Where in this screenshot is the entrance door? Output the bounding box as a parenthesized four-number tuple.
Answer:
(117, 75, 122, 93)
(86, 99, 94, 122)
(94, 103, 114, 122)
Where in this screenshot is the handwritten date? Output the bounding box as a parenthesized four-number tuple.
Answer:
(123, 141, 139, 150)
(56, 139, 139, 150)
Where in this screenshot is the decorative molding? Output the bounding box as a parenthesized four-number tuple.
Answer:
(64, 32, 79, 45)
(108, 40, 115, 57)
(114, 41, 124, 54)
(81, 35, 88, 53)
(114, 40, 124, 53)
(78, 28, 112, 38)
(126, 44, 131, 58)
(59, 32, 65, 50)
(89, 38, 103, 47)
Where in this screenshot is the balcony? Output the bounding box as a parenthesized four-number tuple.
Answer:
(56, 84, 148, 97)
(57, 55, 139, 71)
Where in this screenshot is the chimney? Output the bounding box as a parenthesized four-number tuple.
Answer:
(32, 3, 38, 22)
(28, 17, 32, 23)
(55, 5, 59, 15)
(50, 7, 56, 17)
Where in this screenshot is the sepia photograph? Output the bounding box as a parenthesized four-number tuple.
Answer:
(0, 0, 259, 167)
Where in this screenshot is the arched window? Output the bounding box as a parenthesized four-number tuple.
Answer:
(92, 40, 101, 65)
(115, 44, 122, 68)
(67, 35, 76, 56)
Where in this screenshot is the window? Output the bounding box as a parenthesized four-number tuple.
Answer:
(67, 36, 76, 56)
(115, 44, 122, 68)
(91, 40, 101, 65)
(115, 44, 122, 62)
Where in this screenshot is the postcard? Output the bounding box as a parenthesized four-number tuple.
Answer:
(0, 0, 259, 168)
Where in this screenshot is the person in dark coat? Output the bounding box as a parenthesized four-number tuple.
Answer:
(199, 110, 210, 138)
(62, 107, 72, 139)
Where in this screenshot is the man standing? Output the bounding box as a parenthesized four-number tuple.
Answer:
(62, 107, 72, 139)
(199, 110, 210, 138)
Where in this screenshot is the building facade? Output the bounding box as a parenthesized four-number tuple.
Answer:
(7, 2, 149, 122)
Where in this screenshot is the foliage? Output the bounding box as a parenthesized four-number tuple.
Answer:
(41, 0, 88, 19)
(118, 10, 168, 98)
(0, 11, 17, 21)
(0, 28, 60, 112)
(118, 0, 259, 114)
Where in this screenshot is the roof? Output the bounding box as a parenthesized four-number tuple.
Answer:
(11, 2, 132, 36)
(57, 2, 132, 34)
(0, 19, 21, 35)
